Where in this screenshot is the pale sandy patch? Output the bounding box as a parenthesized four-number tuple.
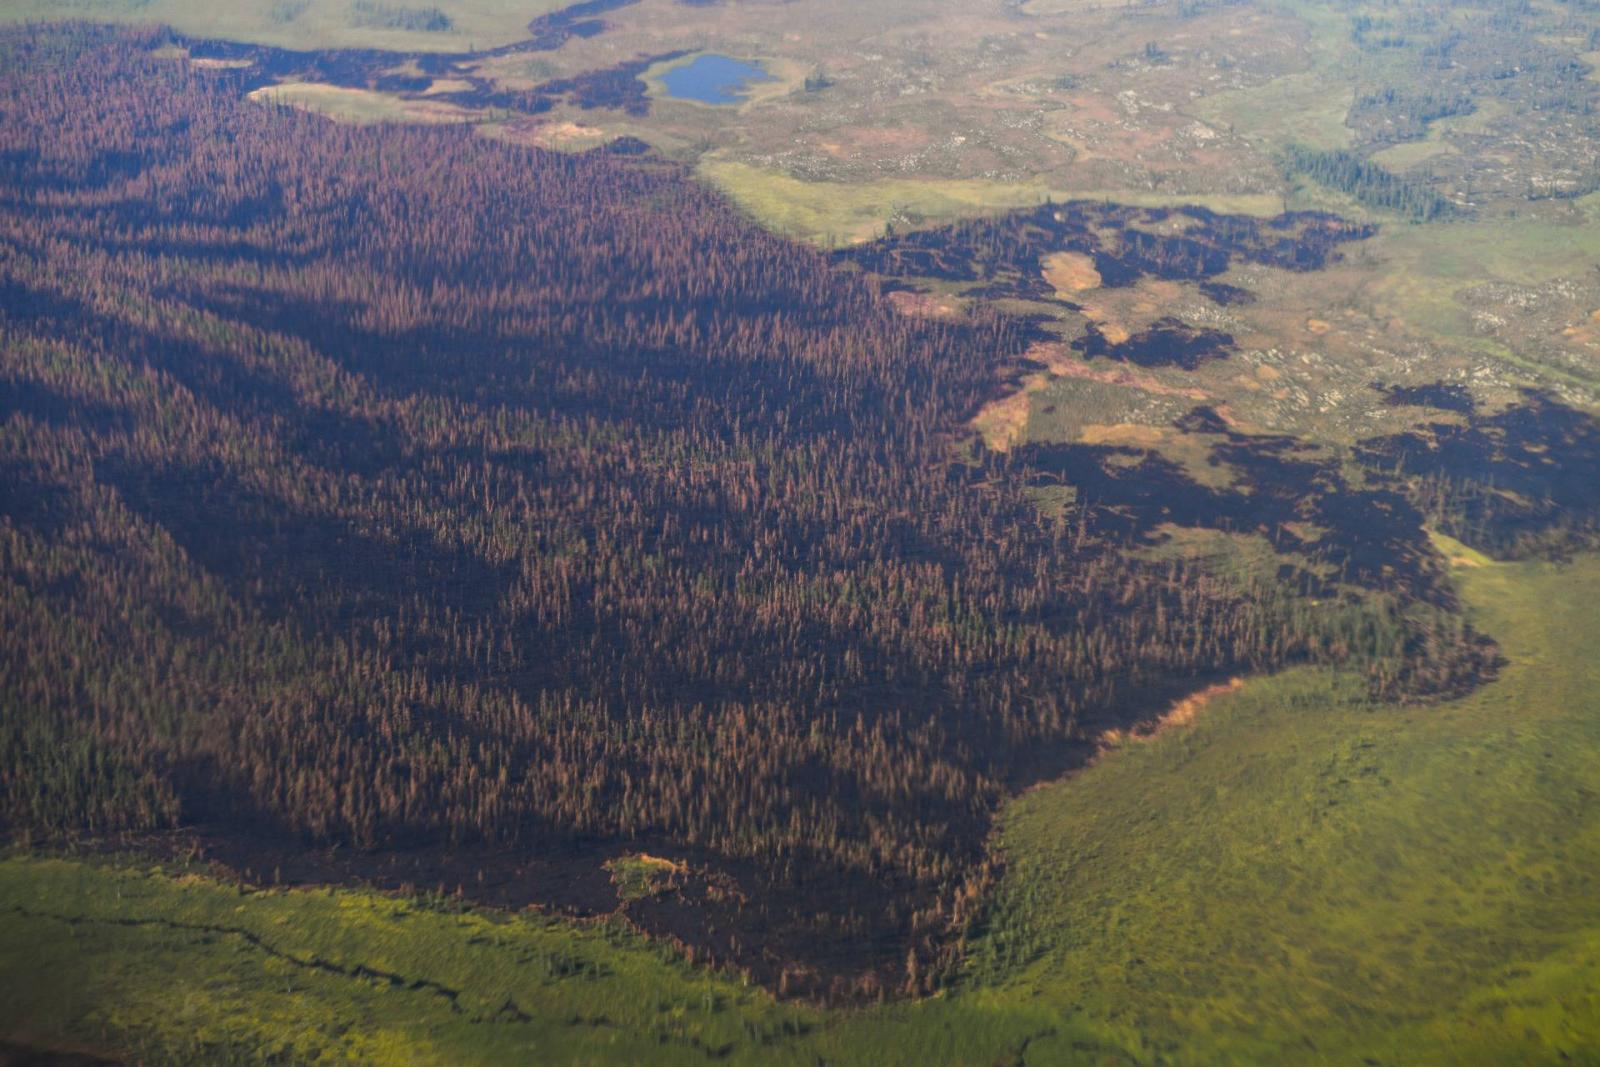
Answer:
(1041, 251, 1102, 295)
(494, 119, 608, 149)
(971, 341, 1213, 450)
(1048, 353, 1211, 400)
(1077, 423, 1167, 448)
(1076, 300, 1130, 343)
(973, 382, 1044, 451)
(248, 83, 477, 125)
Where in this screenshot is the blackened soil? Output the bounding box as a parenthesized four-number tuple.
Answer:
(109, 825, 927, 1002)
(837, 201, 1373, 303)
(181, 1, 672, 121)
(523, 0, 643, 52)
(1199, 280, 1256, 306)
(537, 52, 688, 116)
(1075, 317, 1235, 370)
(1358, 389, 1600, 558)
(1376, 380, 1477, 414)
(1016, 406, 1451, 600)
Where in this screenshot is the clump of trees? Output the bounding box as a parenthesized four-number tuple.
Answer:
(1347, 88, 1474, 146)
(1283, 145, 1455, 220)
(351, 1, 453, 32)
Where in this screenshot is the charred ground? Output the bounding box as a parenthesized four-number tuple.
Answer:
(178, 0, 668, 119)
(836, 202, 1374, 304)
(1359, 388, 1600, 559)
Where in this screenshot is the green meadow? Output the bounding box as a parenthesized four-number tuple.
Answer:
(5, 546, 1599, 1064)
(0, 0, 568, 52)
(698, 159, 1289, 247)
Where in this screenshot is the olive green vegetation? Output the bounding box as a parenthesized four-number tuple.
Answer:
(1190, 71, 1354, 154)
(0, 0, 568, 52)
(966, 540, 1600, 1063)
(1363, 219, 1600, 394)
(5, 545, 1598, 1064)
(0, 857, 815, 1066)
(698, 158, 1287, 246)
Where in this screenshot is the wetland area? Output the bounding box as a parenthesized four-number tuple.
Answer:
(657, 54, 772, 105)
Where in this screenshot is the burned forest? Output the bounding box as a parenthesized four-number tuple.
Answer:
(0, 26, 1510, 998)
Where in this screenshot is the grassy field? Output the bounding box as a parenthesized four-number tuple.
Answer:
(699, 159, 1287, 246)
(247, 82, 480, 124)
(6, 546, 1599, 1064)
(1190, 71, 1353, 153)
(0, 856, 817, 1065)
(0, 0, 568, 52)
(1356, 216, 1600, 395)
(966, 539, 1600, 1063)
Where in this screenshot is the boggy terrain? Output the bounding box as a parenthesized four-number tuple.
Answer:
(0, 24, 1572, 1003)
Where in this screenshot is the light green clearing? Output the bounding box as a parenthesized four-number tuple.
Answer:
(967, 541, 1600, 1063)
(247, 82, 478, 124)
(0, 0, 570, 52)
(5, 548, 1599, 1063)
(698, 159, 1286, 246)
(1191, 72, 1355, 153)
(1369, 99, 1507, 172)
(1360, 217, 1600, 393)
(1189, 0, 1360, 153)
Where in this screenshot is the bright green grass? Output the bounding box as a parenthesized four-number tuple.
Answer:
(0, 0, 570, 52)
(0, 858, 817, 1065)
(4, 548, 1599, 1064)
(969, 542, 1600, 1064)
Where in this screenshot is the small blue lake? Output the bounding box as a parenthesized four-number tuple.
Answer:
(659, 54, 774, 105)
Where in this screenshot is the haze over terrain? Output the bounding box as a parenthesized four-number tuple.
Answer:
(0, 0, 1597, 1063)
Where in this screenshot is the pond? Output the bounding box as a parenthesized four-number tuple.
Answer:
(658, 54, 774, 105)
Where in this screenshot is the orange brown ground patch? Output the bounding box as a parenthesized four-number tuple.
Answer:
(887, 290, 962, 318)
(1096, 677, 1245, 750)
(496, 118, 609, 149)
(1041, 251, 1102, 295)
(972, 341, 1216, 450)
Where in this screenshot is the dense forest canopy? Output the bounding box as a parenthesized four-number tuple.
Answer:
(0, 25, 1503, 995)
